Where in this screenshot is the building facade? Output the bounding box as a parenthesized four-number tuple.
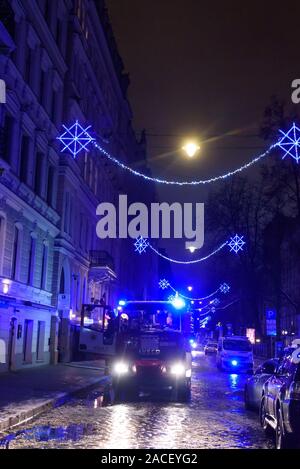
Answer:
(0, 0, 157, 372)
(260, 215, 300, 355)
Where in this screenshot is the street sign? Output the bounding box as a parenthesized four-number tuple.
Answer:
(266, 309, 277, 336)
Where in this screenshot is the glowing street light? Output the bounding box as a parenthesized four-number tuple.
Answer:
(188, 246, 197, 253)
(187, 286, 193, 292)
(182, 141, 200, 158)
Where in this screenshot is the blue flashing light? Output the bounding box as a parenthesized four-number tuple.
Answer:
(231, 360, 238, 367)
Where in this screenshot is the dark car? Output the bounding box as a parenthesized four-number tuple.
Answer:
(204, 341, 218, 355)
(260, 349, 300, 449)
(244, 358, 279, 411)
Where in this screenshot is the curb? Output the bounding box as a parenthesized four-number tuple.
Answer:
(0, 375, 111, 434)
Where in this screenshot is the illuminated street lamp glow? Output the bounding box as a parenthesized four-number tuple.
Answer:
(182, 142, 200, 157)
(187, 286, 193, 292)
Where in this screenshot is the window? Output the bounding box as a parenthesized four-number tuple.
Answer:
(19, 134, 31, 183)
(64, 192, 70, 233)
(0, 215, 6, 275)
(1, 0, 15, 40)
(11, 225, 22, 280)
(79, 214, 83, 248)
(27, 235, 36, 285)
(47, 165, 55, 206)
(0, 113, 13, 163)
(40, 242, 48, 290)
(34, 152, 43, 196)
(69, 197, 73, 236)
(40, 68, 46, 104)
(24, 44, 33, 85)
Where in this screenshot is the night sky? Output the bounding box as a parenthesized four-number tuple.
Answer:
(107, 0, 300, 286)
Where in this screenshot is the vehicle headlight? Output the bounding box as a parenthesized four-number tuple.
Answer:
(170, 363, 186, 376)
(113, 362, 129, 375)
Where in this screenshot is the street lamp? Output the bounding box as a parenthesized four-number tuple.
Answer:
(182, 141, 200, 158)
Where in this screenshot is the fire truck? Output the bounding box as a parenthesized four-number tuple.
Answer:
(78, 297, 192, 401)
(111, 299, 192, 401)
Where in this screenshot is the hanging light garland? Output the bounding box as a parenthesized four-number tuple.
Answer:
(134, 233, 245, 265)
(57, 122, 299, 187)
(159, 279, 230, 301)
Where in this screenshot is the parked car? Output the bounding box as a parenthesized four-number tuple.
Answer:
(204, 341, 218, 355)
(216, 336, 254, 373)
(260, 348, 300, 449)
(244, 358, 279, 411)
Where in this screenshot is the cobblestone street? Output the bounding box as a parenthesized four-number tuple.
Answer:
(0, 354, 274, 449)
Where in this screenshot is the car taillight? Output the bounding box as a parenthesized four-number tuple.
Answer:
(288, 381, 300, 400)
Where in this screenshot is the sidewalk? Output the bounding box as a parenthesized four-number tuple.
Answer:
(0, 360, 109, 433)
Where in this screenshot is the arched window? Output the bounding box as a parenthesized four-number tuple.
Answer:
(11, 224, 22, 281)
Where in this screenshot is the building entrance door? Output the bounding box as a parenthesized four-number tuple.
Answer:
(8, 317, 17, 370)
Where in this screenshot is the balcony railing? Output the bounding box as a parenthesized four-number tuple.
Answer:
(90, 250, 115, 271)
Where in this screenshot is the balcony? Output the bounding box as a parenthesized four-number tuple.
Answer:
(90, 250, 115, 270)
(89, 251, 117, 284)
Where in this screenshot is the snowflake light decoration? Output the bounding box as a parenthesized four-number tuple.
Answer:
(220, 283, 230, 294)
(212, 298, 220, 306)
(277, 123, 300, 163)
(211, 307, 216, 313)
(134, 236, 149, 254)
(159, 279, 169, 290)
(228, 234, 246, 254)
(57, 121, 95, 158)
(168, 295, 175, 302)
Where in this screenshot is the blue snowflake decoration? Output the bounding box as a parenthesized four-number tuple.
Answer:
(212, 298, 220, 306)
(211, 307, 216, 313)
(220, 283, 230, 294)
(134, 236, 149, 254)
(168, 295, 175, 302)
(159, 279, 169, 290)
(228, 234, 246, 254)
(57, 121, 95, 158)
(277, 123, 300, 163)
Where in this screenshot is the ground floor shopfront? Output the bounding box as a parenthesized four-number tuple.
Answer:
(0, 295, 58, 373)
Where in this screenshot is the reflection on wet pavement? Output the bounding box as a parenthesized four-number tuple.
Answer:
(0, 354, 274, 449)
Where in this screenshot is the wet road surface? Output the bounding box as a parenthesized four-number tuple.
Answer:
(0, 353, 274, 449)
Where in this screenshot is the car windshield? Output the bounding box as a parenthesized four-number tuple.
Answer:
(223, 339, 252, 352)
